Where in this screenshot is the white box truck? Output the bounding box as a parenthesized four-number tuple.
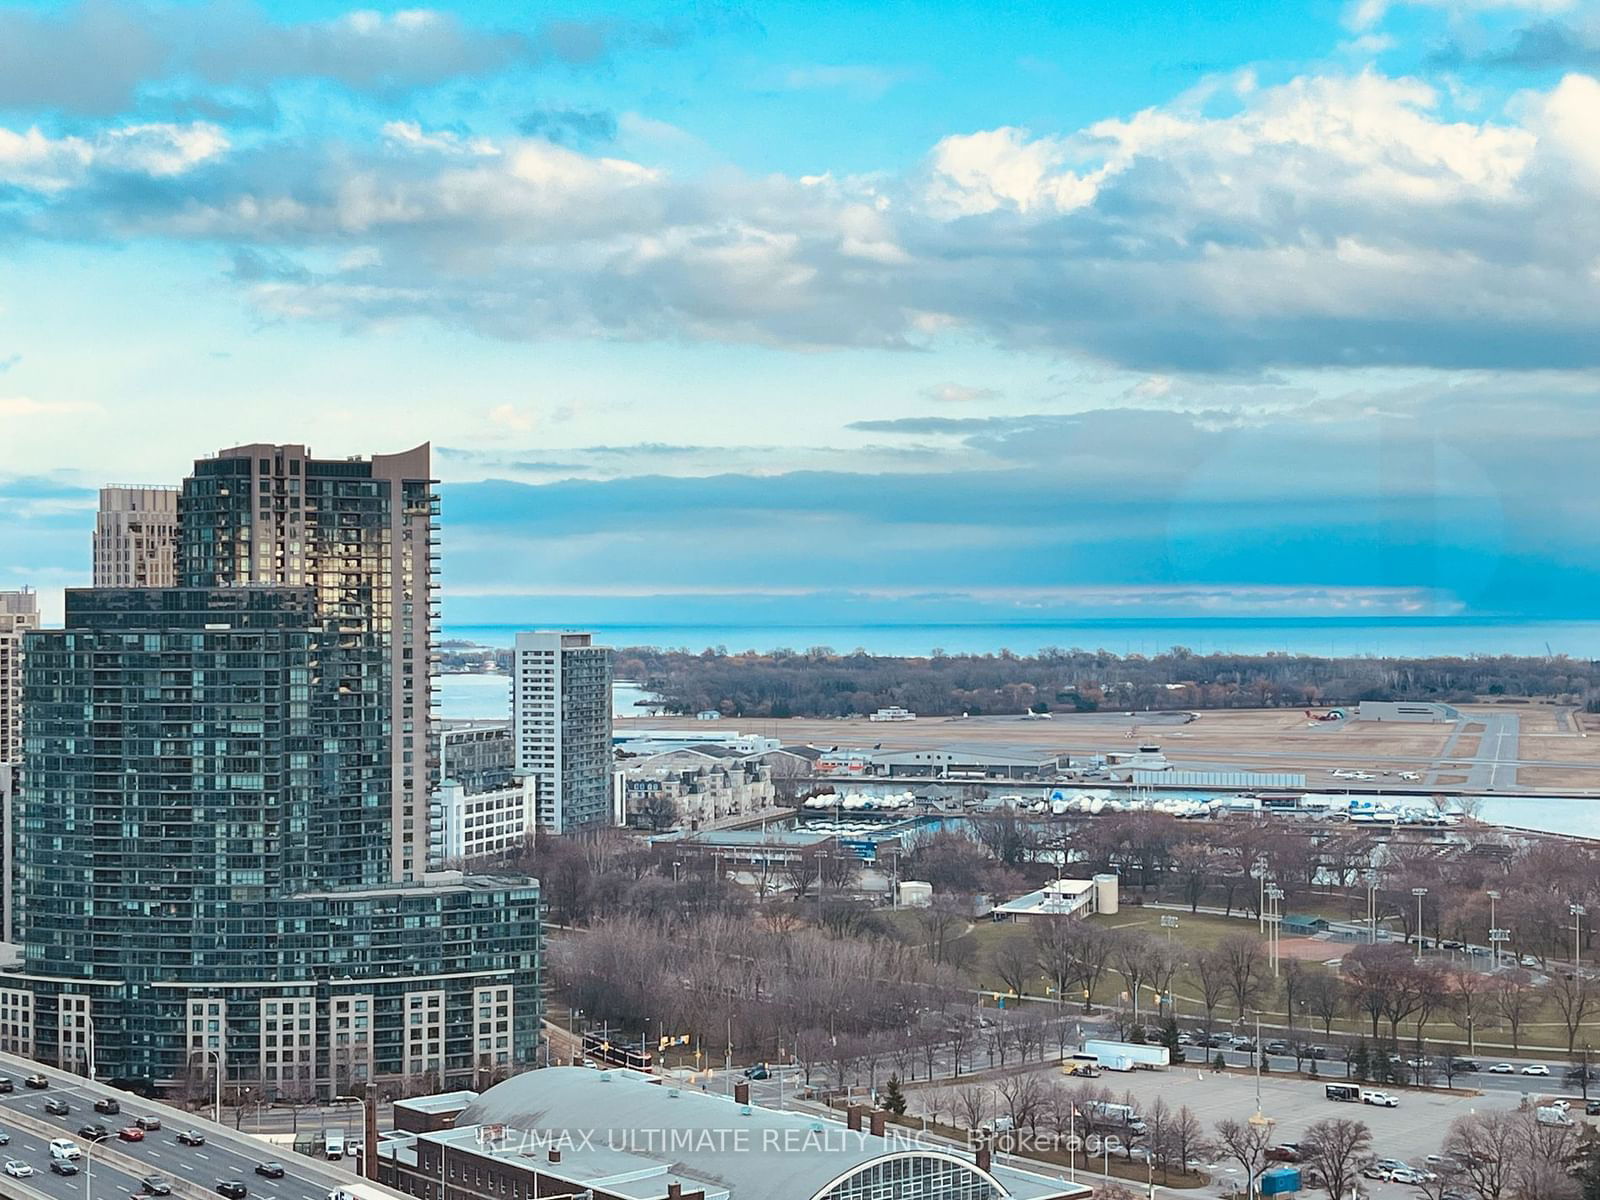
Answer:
(1081, 1040, 1170, 1071)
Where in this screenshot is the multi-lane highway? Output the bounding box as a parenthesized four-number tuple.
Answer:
(0, 1056, 366, 1200)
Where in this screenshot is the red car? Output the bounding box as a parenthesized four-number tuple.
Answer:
(119, 1127, 145, 1142)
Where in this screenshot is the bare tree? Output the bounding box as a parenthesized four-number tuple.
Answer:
(1194, 949, 1231, 1042)
(1112, 931, 1159, 1027)
(1544, 971, 1595, 1055)
(991, 936, 1040, 1002)
(1440, 1110, 1521, 1200)
(916, 895, 970, 965)
(1301, 1116, 1372, 1200)
(1213, 1117, 1274, 1196)
(1303, 970, 1344, 1037)
(1492, 970, 1538, 1054)
(1218, 933, 1270, 1020)
(1446, 968, 1489, 1055)
(995, 1071, 1049, 1139)
(954, 1084, 990, 1132)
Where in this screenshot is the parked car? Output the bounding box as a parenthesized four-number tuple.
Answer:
(1587, 1100, 1600, 1117)
(1488, 1063, 1515, 1074)
(93, 1097, 120, 1115)
(216, 1182, 248, 1199)
(1266, 1143, 1303, 1163)
(44, 1097, 69, 1115)
(1522, 1064, 1551, 1076)
(742, 1064, 770, 1080)
(177, 1130, 207, 1147)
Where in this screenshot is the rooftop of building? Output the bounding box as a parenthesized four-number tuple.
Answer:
(384, 1067, 1083, 1200)
(396, 1089, 480, 1114)
(649, 828, 835, 849)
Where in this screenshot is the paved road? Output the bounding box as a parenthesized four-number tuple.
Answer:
(0, 1057, 367, 1200)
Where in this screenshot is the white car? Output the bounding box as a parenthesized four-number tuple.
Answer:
(1522, 1064, 1551, 1076)
(1488, 1062, 1514, 1073)
(3, 1160, 33, 1178)
(48, 1138, 82, 1160)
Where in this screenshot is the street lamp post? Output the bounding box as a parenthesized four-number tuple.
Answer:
(84, 1132, 97, 1200)
(1412, 888, 1428, 963)
(1366, 877, 1378, 944)
(1487, 890, 1502, 968)
(1572, 904, 1587, 982)
(205, 1048, 225, 1124)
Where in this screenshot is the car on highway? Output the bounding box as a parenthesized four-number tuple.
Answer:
(0, 1078, 14, 1094)
(1522, 1064, 1551, 1076)
(1264, 1040, 1290, 1056)
(78, 1123, 111, 1141)
(120, 1126, 146, 1141)
(141, 1176, 173, 1195)
(1449, 1058, 1480, 1073)
(177, 1129, 207, 1146)
(0, 1131, 9, 1146)
(1488, 1062, 1515, 1073)
(94, 1096, 121, 1115)
(254, 1162, 286, 1178)
(217, 1180, 249, 1198)
(48, 1138, 81, 1160)
(24, 1074, 48, 1089)
(4, 1160, 34, 1178)
(136, 1114, 163, 1131)
(44, 1097, 69, 1115)
(50, 1159, 79, 1176)
(742, 1064, 770, 1080)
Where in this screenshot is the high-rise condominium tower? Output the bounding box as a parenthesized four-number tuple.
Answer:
(0, 590, 38, 765)
(9, 445, 541, 1096)
(513, 631, 614, 834)
(93, 486, 178, 587)
(0, 589, 39, 944)
(179, 443, 438, 883)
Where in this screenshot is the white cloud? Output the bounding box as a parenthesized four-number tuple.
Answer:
(1345, 0, 1574, 33)
(10, 69, 1600, 370)
(923, 383, 1002, 405)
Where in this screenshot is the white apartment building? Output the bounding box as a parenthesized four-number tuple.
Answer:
(434, 776, 538, 862)
(512, 631, 613, 834)
(93, 486, 178, 587)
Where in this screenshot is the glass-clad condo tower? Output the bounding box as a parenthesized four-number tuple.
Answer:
(9, 445, 542, 1097)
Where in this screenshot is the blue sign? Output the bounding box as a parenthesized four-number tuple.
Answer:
(838, 838, 878, 862)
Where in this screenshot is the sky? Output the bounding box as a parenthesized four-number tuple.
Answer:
(4, 0, 1600, 631)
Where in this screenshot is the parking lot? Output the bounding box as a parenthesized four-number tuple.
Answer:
(907, 1060, 1541, 1199)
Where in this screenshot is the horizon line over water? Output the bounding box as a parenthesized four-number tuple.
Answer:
(443, 617, 1600, 659)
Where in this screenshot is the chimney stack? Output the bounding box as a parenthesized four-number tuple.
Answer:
(869, 1110, 886, 1137)
(734, 1081, 750, 1105)
(549, 1148, 561, 1164)
(668, 1184, 683, 1200)
(847, 1105, 863, 1131)
(976, 1146, 991, 1172)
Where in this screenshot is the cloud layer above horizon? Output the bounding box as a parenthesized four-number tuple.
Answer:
(2, 0, 1599, 632)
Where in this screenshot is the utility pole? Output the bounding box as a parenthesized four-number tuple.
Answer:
(1412, 888, 1428, 964)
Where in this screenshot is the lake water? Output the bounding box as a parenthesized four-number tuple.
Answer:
(441, 618, 1600, 659)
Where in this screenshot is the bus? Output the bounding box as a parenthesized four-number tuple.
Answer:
(582, 1030, 654, 1071)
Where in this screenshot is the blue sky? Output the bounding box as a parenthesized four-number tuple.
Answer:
(3, 0, 1600, 629)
